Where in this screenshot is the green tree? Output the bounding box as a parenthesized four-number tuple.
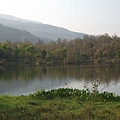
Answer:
(41, 50, 47, 59)
(0, 49, 3, 60)
(115, 50, 120, 59)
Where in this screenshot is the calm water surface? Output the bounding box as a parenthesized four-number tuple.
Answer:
(0, 65, 120, 95)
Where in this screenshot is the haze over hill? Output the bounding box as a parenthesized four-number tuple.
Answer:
(0, 14, 41, 23)
(0, 14, 85, 42)
(0, 23, 41, 42)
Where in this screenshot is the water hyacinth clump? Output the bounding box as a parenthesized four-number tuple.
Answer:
(30, 88, 120, 102)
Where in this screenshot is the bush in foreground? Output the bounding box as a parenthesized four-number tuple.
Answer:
(31, 88, 120, 102)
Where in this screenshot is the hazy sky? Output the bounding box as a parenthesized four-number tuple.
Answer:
(0, 0, 120, 35)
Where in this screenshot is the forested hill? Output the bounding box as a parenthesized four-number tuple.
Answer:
(0, 23, 41, 42)
(0, 14, 85, 41)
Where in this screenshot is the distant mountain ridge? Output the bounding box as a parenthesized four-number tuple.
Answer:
(0, 14, 41, 23)
(0, 23, 41, 42)
(0, 14, 85, 42)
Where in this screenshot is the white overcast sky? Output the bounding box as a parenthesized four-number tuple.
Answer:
(0, 0, 120, 35)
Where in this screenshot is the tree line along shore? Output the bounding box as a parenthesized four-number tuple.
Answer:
(0, 33, 120, 66)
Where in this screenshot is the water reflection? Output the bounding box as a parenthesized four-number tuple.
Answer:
(0, 65, 120, 95)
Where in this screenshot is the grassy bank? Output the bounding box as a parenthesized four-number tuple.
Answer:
(0, 88, 120, 120)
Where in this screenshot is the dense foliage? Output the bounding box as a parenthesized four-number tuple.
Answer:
(31, 88, 120, 102)
(0, 33, 120, 65)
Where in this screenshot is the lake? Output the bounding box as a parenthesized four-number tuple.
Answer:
(0, 64, 120, 96)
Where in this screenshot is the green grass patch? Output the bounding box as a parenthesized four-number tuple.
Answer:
(0, 88, 120, 120)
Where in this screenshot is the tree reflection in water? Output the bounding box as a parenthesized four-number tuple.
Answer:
(0, 64, 120, 95)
